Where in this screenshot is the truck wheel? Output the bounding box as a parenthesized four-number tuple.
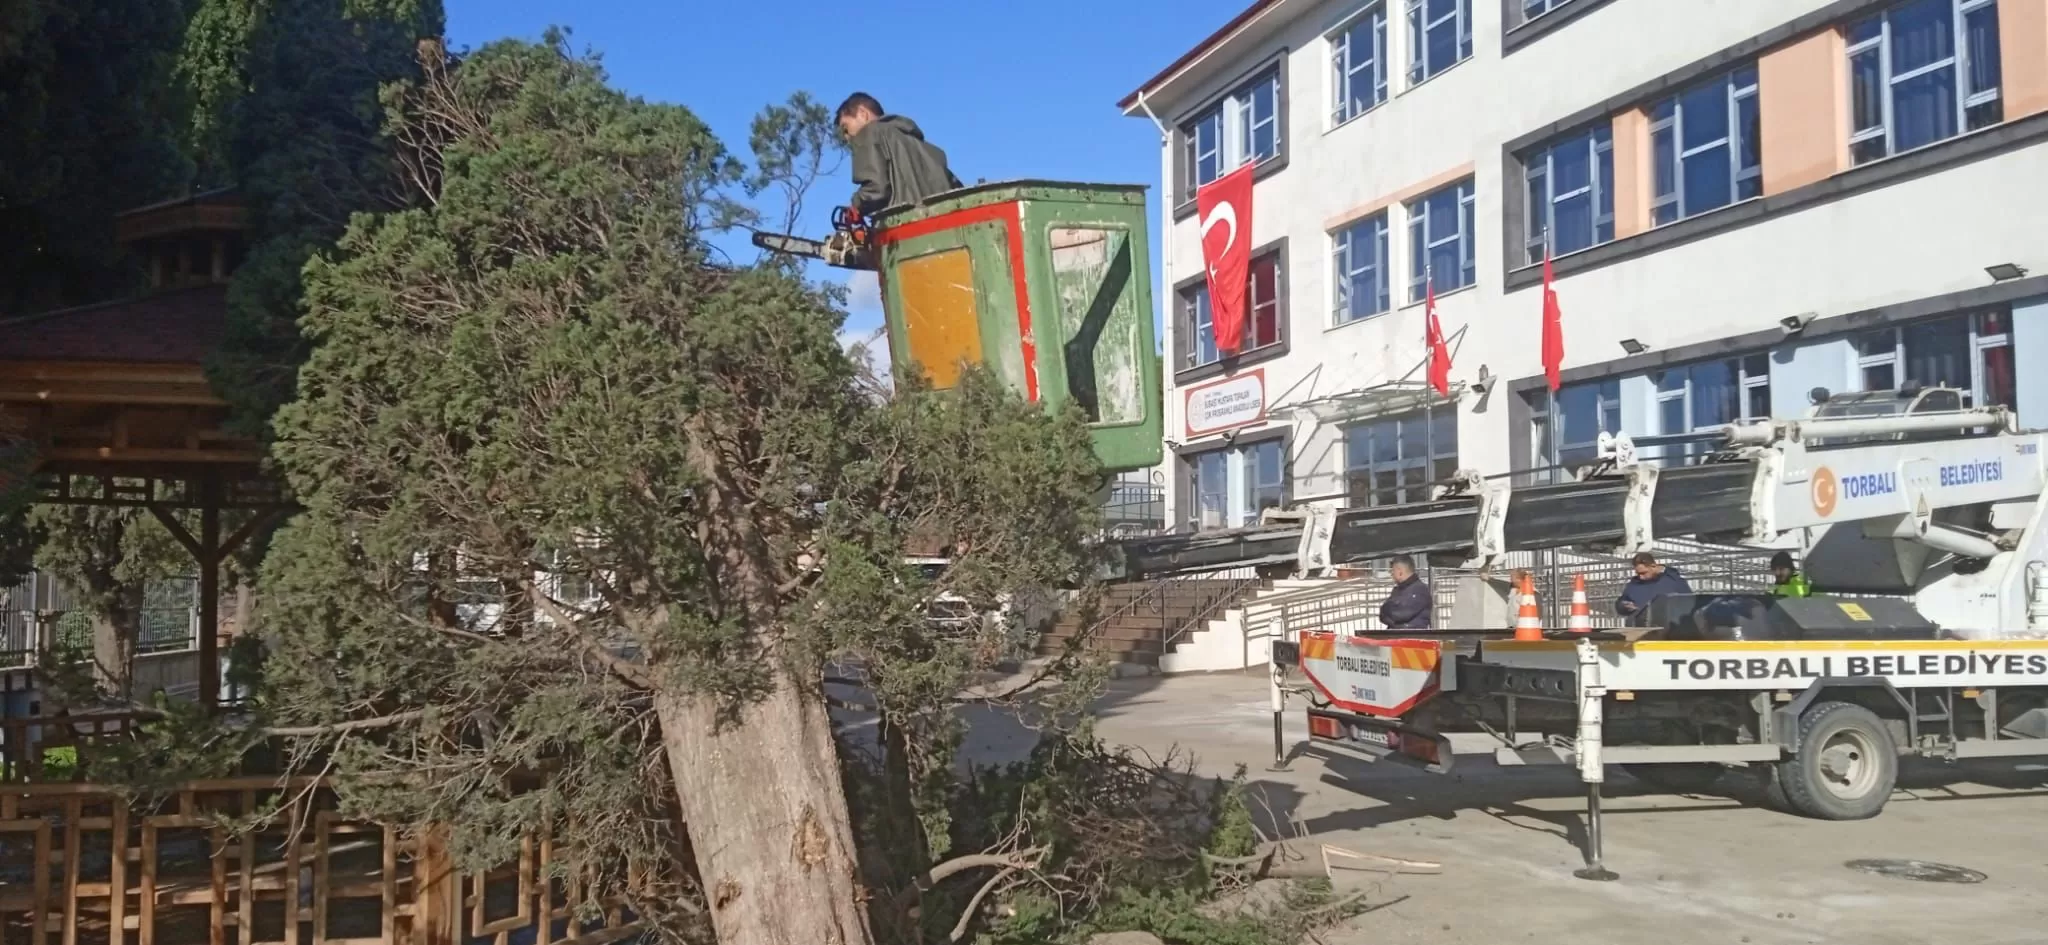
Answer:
(1622, 763, 1726, 793)
(1774, 701, 1897, 821)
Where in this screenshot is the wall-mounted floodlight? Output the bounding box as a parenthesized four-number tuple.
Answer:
(1619, 338, 1649, 355)
(1986, 262, 2029, 282)
(1780, 312, 1817, 336)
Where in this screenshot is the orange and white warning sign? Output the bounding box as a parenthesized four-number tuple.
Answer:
(1298, 632, 1442, 718)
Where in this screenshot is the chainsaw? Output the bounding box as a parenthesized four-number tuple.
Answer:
(750, 205, 878, 270)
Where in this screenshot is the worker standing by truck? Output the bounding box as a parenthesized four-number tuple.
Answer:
(1614, 552, 1692, 626)
(1379, 555, 1433, 630)
(1770, 551, 1812, 598)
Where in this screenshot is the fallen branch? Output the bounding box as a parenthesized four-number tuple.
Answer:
(264, 709, 430, 739)
(892, 847, 1047, 912)
(947, 866, 1020, 943)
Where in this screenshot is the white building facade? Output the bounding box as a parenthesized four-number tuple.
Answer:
(1122, 0, 2048, 532)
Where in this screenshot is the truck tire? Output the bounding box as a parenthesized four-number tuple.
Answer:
(1774, 701, 1897, 821)
(1622, 763, 1726, 793)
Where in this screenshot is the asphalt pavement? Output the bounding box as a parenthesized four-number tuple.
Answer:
(1067, 671, 2048, 945)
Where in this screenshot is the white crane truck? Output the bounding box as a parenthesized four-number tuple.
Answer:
(1111, 387, 2048, 879)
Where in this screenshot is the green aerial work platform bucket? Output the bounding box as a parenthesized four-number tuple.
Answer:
(874, 180, 1163, 473)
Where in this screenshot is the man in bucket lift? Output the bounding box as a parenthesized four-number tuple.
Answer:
(837, 93, 962, 219)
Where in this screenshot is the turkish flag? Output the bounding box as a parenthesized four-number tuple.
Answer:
(1425, 277, 1451, 397)
(1196, 163, 1255, 357)
(1541, 249, 1564, 392)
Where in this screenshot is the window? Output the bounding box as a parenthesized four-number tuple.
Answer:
(1556, 378, 1621, 468)
(1848, 0, 2002, 165)
(1332, 5, 1389, 125)
(1407, 179, 1477, 301)
(1519, 0, 1579, 23)
(1178, 248, 1285, 370)
(1184, 439, 1289, 528)
(1345, 407, 1458, 507)
(1181, 68, 1284, 202)
(1655, 354, 1771, 458)
(1522, 124, 1614, 265)
(1407, 0, 1472, 84)
(1333, 213, 1391, 324)
(1651, 66, 1761, 225)
(1855, 310, 2014, 408)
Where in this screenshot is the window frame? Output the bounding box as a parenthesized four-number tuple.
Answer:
(1343, 406, 1460, 508)
(1330, 3, 1390, 127)
(1555, 378, 1622, 468)
(1173, 240, 1291, 378)
(1847, 0, 2003, 166)
(1653, 353, 1773, 459)
(1854, 308, 2015, 408)
(1406, 0, 1473, 85)
(1650, 64, 1762, 225)
(1178, 430, 1293, 529)
(1520, 123, 1615, 265)
(1177, 63, 1288, 205)
(1406, 178, 1478, 302)
(1332, 211, 1392, 326)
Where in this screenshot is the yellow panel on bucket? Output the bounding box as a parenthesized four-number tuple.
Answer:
(894, 247, 982, 389)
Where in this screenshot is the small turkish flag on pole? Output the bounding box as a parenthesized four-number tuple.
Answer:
(1424, 272, 1451, 398)
(1541, 248, 1565, 393)
(1196, 163, 1255, 357)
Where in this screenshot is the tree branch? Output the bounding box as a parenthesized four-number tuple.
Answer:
(263, 708, 429, 739)
(524, 580, 658, 689)
(891, 847, 1047, 913)
(948, 866, 1020, 943)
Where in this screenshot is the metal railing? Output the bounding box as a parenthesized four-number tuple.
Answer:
(1161, 567, 1266, 649)
(1237, 538, 1779, 643)
(0, 574, 202, 669)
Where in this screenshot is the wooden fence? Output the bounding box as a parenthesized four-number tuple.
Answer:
(0, 779, 648, 945)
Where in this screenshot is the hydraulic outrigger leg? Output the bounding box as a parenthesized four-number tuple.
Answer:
(1573, 637, 1619, 882)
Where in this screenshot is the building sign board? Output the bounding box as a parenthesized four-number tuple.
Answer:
(1184, 369, 1267, 438)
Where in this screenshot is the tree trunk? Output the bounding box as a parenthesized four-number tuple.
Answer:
(656, 672, 876, 945)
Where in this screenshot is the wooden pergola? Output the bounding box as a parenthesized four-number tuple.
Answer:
(0, 189, 291, 706)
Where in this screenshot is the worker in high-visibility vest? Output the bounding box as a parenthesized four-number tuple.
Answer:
(1770, 551, 1812, 598)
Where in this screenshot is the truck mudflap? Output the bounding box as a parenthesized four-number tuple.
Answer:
(1306, 708, 1456, 774)
(1297, 631, 1445, 717)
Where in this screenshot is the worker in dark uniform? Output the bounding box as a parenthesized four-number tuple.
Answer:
(1615, 552, 1692, 627)
(1770, 551, 1812, 598)
(1379, 555, 1434, 631)
(836, 92, 962, 218)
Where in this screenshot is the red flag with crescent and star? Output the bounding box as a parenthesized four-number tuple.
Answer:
(1425, 274, 1451, 397)
(1196, 163, 1255, 357)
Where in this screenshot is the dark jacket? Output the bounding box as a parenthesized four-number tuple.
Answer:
(1379, 576, 1433, 631)
(849, 115, 962, 217)
(1614, 566, 1693, 625)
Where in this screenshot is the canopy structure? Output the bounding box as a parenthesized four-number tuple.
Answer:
(0, 189, 290, 706)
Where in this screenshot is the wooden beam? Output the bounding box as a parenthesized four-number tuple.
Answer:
(0, 362, 211, 384)
(0, 382, 226, 407)
(41, 447, 263, 464)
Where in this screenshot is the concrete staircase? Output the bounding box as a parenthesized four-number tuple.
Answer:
(1037, 577, 1269, 669)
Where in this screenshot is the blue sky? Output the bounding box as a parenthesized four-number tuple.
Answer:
(444, 0, 1245, 342)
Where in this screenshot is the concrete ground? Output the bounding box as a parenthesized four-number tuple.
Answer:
(1065, 672, 2048, 945)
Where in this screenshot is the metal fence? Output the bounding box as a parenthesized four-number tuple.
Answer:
(0, 573, 200, 668)
(1243, 538, 1779, 640)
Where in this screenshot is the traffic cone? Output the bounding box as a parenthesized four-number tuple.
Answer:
(1568, 574, 1592, 634)
(1514, 573, 1544, 641)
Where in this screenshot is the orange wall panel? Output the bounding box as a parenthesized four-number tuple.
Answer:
(2003, 0, 2048, 120)
(1759, 28, 1850, 195)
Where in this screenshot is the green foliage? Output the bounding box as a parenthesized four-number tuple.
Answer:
(242, 32, 1101, 938)
(0, 0, 192, 314)
(200, 0, 445, 434)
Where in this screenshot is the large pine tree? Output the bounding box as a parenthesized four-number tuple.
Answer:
(256, 34, 1101, 945)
